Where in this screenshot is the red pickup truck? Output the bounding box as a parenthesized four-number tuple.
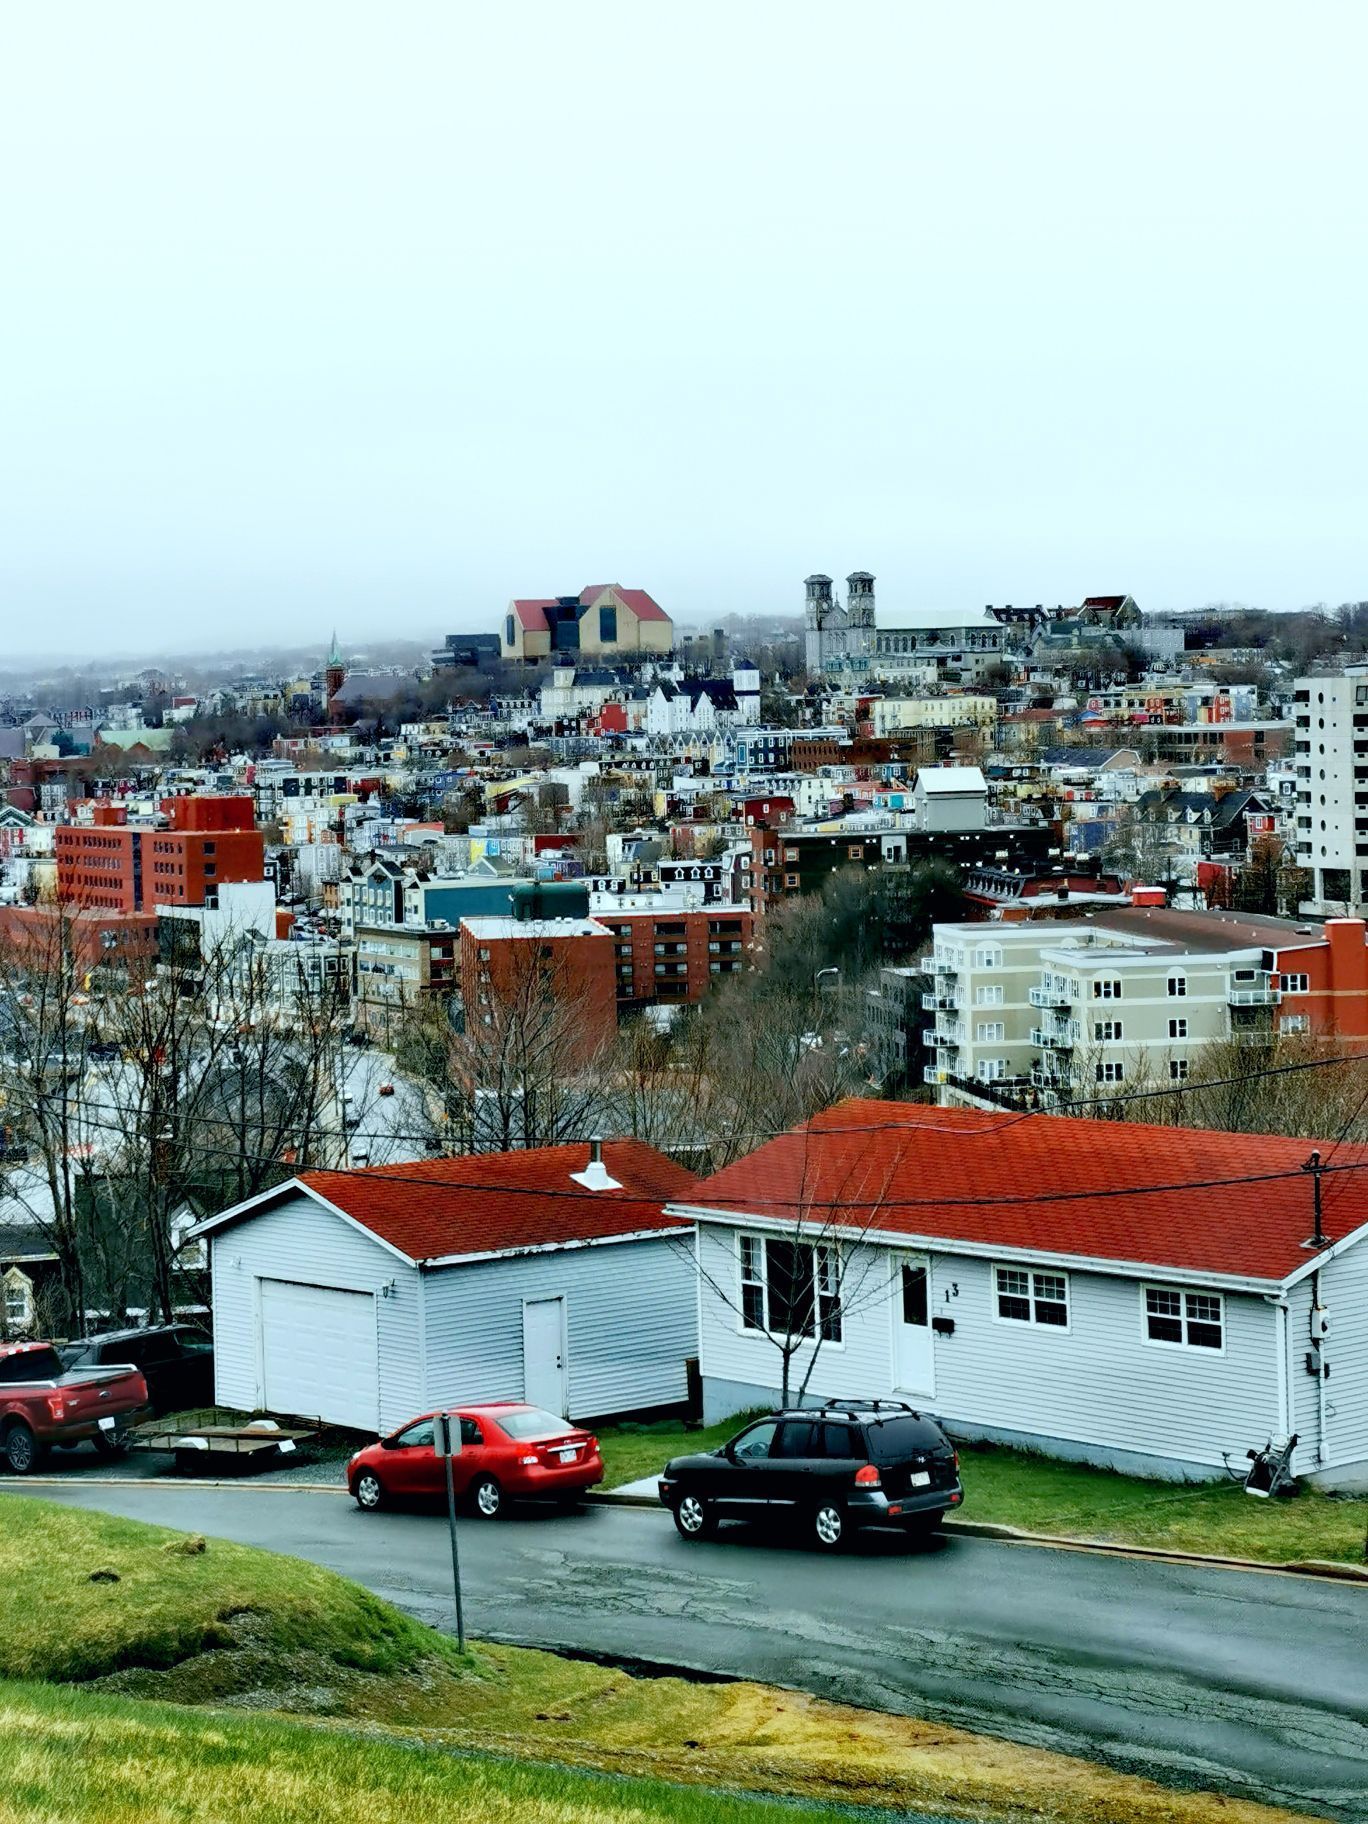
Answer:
(0, 1341, 153, 1475)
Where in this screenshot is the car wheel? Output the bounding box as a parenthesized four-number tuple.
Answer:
(354, 1471, 385, 1512)
(672, 1492, 716, 1540)
(3, 1422, 40, 1477)
(812, 1501, 846, 1551)
(471, 1475, 504, 1519)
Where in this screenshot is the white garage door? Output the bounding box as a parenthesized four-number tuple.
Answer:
(259, 1280, 379, 1431)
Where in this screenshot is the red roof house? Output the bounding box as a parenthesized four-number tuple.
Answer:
(195, 1141, 698, 1434)
(669, 1100, 1368, 1483)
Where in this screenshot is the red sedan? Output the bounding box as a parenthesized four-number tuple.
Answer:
(347, 1402, 603, 1518)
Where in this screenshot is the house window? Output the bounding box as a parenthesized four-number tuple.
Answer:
(976, 1021, 1005, 1042)
(1093, 1020, 1123, 1042)
(1169, 1058, 1189, 1081)
(599, 605, 618, 644)
(1092, 978, 1122, 999)
(974, 944, 1003, 968)
(976, 1058, 1007, 1082)
(738, 1232, 841, 1341)
(1095, 1060, 1125, 1083)
(974, 984, 1004, 1006)
(994, 1265, 1069, 1328)
(1144, 1285, 1223, 1350)
(3, 1272, 32, 1331)
(1282, 973, 1309, 994)
(1167, 976, 1187, 997)
(785, 872, 799, 888)
(1280, 1013, 1310, 1034)
(1168, 1017, 1188, 1039)
(847, 845, 864, 860)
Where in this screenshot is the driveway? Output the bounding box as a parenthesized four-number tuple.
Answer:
(9, 1481, 1368, 1822)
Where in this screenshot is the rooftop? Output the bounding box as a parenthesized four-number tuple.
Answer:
(207, 1142, 696, 1264)
(681, 1099, 1368, 1286)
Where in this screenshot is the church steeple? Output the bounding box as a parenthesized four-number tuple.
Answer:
(324, 631, 346, 707)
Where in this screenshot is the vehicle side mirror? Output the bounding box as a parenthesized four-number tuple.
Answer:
(380, 1435, 400, 1450)
(723, 1443, 738, 1463)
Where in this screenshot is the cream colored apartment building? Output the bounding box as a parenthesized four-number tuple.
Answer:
(922, 907, 1288, 1109)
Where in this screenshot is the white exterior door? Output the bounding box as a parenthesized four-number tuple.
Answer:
(522, 1296, 568, 1416)
(259, 1280, 379, 1431)
(892, 1256, 935, 1398)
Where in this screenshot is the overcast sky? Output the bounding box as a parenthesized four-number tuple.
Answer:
(2, 2, 1365, 658)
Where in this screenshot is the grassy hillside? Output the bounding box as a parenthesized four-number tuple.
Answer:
(0, 1496, 1320, 1824)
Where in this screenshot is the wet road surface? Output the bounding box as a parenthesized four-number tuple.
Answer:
(7, 1481, 1367, 1820)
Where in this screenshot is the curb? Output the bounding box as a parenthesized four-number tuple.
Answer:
(587, 1488, 1368, 1583)
(6, 1477, 348, 1495)
(9, 1478, 1367, 1585)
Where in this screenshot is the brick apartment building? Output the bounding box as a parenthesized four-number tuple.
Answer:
(592, 905, 754, 1009)
(56, 796, 264, 912)
(459, 917, 619, 1052)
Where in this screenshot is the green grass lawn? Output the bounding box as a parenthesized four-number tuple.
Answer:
(0, 1682, 853, 1824)
(0, 1494, 1316, 1824)
(598, 1420, 1368, 1567)
(596, 1412, 765, 1489)
(956, 1442, 1368, 1565)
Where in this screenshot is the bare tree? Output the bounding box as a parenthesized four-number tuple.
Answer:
(0, 904, 103, 1332)
(682, 1123, 904, 1405)
(445, 944, 613, 1151)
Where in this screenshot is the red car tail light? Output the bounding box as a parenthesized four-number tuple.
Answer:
(46, 1395, 65, 1422)
(853, 1463, 881, 1486)
(518, 1454, 538, 1466)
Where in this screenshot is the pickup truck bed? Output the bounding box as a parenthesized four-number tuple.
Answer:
(0, 1342, 152, 1475)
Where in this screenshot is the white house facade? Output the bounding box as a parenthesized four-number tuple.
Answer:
(195, 1141, 700, 1434)
(670, 1101, 1368, 1485)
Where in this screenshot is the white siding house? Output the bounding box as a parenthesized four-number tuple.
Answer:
(197, 1141, 699, 1434)
(671, 1100, 1368, 1486)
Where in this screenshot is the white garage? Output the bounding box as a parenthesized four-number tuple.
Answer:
(195, 1142, 701, 1436)
(260, 1280, 379, 1431)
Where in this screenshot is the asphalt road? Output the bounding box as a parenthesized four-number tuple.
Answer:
(9, 1481, 1368, 1822)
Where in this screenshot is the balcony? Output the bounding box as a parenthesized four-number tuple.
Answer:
(934, 1017, 964, 1045)
(921, 955, 958, 976)
(922, 992, 960, 1012)
(1229, 984, 1281, 1006)
(1031, 1060, 1072, 1090)
(1028, 984, 1072, 1010)
(923, 1065, 949, 1086)
(1031, 1021, 1078, 1049)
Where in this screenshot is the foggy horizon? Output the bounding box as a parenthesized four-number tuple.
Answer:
(2, 2, 1365, 659)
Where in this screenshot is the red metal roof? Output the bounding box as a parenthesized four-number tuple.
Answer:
(579, 585, 670, 624)
(512, 598, 555, 631)
(297, 1141, 695, 1263)
(684, 1100, 1367, 1284)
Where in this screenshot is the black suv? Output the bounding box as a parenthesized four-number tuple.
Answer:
(659, 1401, 963, 1551)
(62, 1325, 214, 1417)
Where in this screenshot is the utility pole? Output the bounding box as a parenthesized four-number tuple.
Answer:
(1302, 1148, 1327, 1248)
(436, 1412, 466, 1653)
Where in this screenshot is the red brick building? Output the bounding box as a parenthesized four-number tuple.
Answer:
(1273, 917, 1368, 1042)
(459, 917, 619, 1053)
(592, 905, 753, 1009)
(56, 796, 264, 912)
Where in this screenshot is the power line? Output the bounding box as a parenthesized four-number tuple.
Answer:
(11, 1100, 1368, 1216)
(22, 1037, 1368, 1160)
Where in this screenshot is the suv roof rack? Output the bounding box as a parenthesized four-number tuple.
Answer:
(822, 1398, 918, 1414)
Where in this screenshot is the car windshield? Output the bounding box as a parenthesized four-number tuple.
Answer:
(865, 1416, 944, 1461)
(496, 1407, 571, 1440)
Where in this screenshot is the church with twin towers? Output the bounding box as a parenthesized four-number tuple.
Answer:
(801, 570, 1149, 683)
